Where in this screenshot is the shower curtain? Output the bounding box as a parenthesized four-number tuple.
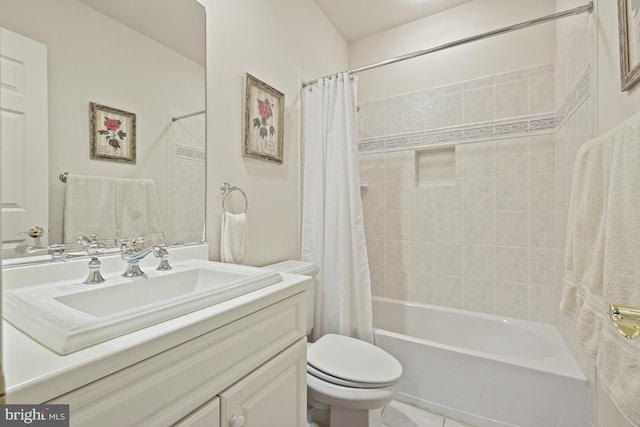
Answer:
(301, 73, 373, 343)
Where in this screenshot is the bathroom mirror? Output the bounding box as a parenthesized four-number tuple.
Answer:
(0, 0, 206, 263)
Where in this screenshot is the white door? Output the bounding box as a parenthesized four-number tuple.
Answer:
(0, 27, 49, 258)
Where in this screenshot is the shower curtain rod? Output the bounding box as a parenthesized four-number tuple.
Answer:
(302, 2, 593, 88)
(171, 110, 205, 122)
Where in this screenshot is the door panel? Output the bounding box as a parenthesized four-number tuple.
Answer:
(1, 27, 49, 257)
(220, 339, 306, 427)
(173, 397, 220, 427)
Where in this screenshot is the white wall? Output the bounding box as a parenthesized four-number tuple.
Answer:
(203, 0, 348, 265)
(350, 0, 557, 102)
(0, 0, 205, 245)
(596, 0, 640, 132)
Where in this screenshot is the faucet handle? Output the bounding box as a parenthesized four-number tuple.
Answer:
(77, 235, 105, 257)
(153, 245, 172, 271)
(26, 243, 66, 254)
(118, 236, 145, 251)
(26, 243, 68, 261)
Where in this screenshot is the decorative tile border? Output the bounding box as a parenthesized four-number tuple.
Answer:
(556, 67, 590, 128)
(176, 144, 206, 161)
(358, 66, 590, 153)
(359, 115, 557, 152)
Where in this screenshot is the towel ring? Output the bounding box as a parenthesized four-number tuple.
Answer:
(221, 182, 248, 214)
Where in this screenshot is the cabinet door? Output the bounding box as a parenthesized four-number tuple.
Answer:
(173, 398, 220, 427)
(220, 338, 306, 427)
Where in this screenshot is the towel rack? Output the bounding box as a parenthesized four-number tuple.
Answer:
(221, 182, 248, 214)
(59, 172, 69, 183)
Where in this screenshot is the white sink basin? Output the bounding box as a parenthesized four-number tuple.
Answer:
(3, 259, 282, 355)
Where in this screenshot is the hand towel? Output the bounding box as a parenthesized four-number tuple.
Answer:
(220, 212, 247, 264)
(63, 174, 164, 247)
(561, 111, 640, 426)
(115, 178, 164, 246)
(63, 174, 117, 244)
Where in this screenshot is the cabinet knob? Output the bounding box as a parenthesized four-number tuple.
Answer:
(229, 414, 245, 427)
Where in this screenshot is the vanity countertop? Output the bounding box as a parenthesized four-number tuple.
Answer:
(3, 267, 308, 404)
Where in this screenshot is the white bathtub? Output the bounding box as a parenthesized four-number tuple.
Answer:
(372, 297, 587, 427)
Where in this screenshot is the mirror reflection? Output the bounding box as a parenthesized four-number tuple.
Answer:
(0, 0, 206, 262)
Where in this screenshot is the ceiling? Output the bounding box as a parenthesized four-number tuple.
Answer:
(312, 0, 475, 42)
(77, 0, 205, 65)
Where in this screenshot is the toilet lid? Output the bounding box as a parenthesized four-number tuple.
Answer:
(307, 334, 402, 388)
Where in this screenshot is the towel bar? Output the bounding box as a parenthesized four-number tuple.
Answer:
(609, 304, 640, 339)
(221, 182, 248, 214)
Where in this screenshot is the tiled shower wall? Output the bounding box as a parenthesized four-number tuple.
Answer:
(167, 110, 206, 245)
(553, 8, 596, 426)
(359, 63, 562, 323)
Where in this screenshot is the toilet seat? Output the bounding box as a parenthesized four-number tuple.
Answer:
(307, 334, 402, 389)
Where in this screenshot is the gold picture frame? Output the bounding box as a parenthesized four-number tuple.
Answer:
(618, 0, 640, 91)
(242, 73, 284, 163)
(90, 102, 136, 163)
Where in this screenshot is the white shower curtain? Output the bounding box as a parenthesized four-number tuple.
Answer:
(301, 73, 373, 343)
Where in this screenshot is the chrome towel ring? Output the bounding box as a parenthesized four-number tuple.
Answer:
(221, 182, 248, 214)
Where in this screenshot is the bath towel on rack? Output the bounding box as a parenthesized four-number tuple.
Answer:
(561, 111, 640, 426)
(115, 178, 164, 246)
(63, 174, 117, 244)
(63, 174, 164, 246)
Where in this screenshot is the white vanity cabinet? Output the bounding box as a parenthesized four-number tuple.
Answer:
(46, 290, 307, 427)
(219, 338, 306, 427)
(173, 398, 220, 427)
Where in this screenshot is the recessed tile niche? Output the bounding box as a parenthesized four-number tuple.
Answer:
(415, 146, 456, 186)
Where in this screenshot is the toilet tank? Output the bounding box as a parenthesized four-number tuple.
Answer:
(262, 260, 318, 336)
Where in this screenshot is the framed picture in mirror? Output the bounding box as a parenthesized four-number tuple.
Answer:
(90, 102, 137, 163)
(618, 0, 640, 91)
(242, 73, 284, 163)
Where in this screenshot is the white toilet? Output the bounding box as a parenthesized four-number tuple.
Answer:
(265, 261, 402, 427)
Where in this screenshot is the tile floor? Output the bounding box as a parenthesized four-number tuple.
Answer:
(382, 400, 476, 427)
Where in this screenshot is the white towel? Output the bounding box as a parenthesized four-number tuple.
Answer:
(63, 174, 117, 244)
(220, 212, 247, 264)
(115, 178, 164, 246)
(63, 174, 164, 246)
(561, 112, 640, 426)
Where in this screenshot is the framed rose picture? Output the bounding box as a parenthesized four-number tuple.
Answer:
(243, 73, 284, 163)
(90, 102, 136, 163)
(618, 0, 640, 91)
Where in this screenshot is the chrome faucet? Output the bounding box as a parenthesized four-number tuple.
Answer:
(27, 236, 107, 284)
(120, 239, 172, 278)
(77, 235, 106, 284)
(26, 243, 70, 261)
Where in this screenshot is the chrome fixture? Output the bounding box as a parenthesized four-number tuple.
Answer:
(77, 235, 107, 285)
(302, 2, 594, 87)
(26, 243, 70, 261)
(610, 304, 640, 339)
(154, 245, 172, 271)
(27, 236, 106, 284)
(120, 238, 172, 277)
(221, 182, 248, 214)
(171, 110, 205, 122)
(26, 235, 108, 271)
